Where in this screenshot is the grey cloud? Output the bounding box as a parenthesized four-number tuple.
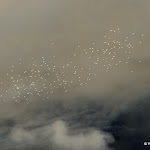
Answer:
(9, 120, 114, 150)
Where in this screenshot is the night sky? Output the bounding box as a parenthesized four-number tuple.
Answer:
(0, 1, 150, 150)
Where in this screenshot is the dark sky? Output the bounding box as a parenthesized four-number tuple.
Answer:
(0, 1, 150, 150)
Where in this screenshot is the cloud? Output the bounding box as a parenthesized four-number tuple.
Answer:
(0, 1, 150, 150)
(51, 120, 114, 150)
(10, 127, 35, 146)
(9, 120, 114, 150)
